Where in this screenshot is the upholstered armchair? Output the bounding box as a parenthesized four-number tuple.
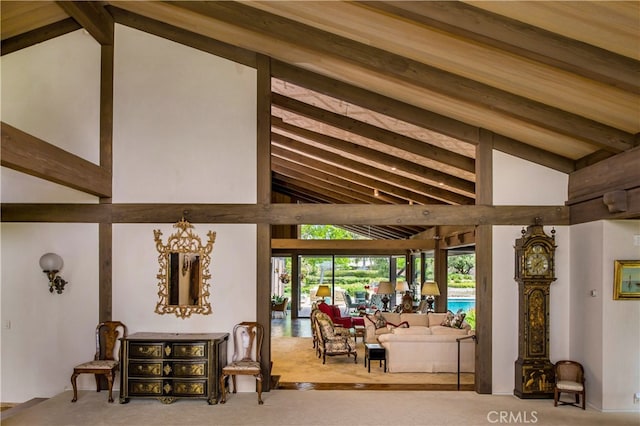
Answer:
(317, 301, 353, 328)
(315, 312, 357, 364)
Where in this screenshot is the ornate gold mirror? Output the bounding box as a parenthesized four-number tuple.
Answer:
(154, 218, 216, 318)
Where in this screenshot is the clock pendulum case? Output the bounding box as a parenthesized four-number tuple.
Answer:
(514, 221, 557, 399)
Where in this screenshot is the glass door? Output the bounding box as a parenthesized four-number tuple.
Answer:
(297, 255, 333, 317)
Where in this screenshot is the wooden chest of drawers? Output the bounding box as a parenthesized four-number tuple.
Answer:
(119, 332, 228, 404)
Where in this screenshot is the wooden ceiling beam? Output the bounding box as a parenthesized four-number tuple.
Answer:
(56, 1, 114, 45)
(1, 122, 111, 198)
(272, 139, 474, 204)
(273, 158, 405, 205)
(273, 171, 391, 205)
(272, 239, 435, 250)
(173, 1, 634, 153)
(272, 155, 446, 206)
(272, 94, 475, 174)
(272, 132, 474, 198)
(272, 65, 576, 174)
(568, 147, 640, 205)
(272, 147, 453, 205)
(362, 1, 639, 94)
(108, 6, 256, 68)
(1, 203, 570, 226)
(1, 18, 81, 56)
(272, 115, 474, 192)
(274, 174, 369, 205)
(272, 130, 474, 196)
(272, 61, 479, 145)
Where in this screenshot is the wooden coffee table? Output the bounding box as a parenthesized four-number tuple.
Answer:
(364, 343, 386, 373)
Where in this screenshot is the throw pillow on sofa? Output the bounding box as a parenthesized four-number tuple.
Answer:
(441, 310, 466, 329)
(366, 310, 387, 329)
(366, 311, 410, 330)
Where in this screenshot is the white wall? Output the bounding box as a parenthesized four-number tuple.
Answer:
(0, 23, 258, 403)
(111, 24, 258, 392)
(1, 30, 102, 403)
(492, 152, 570, 394)
(571, 221, 640, 411)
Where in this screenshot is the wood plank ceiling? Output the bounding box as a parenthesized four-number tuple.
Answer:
(2, 1, 639, 240)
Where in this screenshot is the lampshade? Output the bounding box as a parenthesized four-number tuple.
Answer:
(377, 281, 394, 295)
(395, 281, 410, 292)
(316, 285, 331, 298)
(421, 281, 440, 296)
(39, 253, 63, 272)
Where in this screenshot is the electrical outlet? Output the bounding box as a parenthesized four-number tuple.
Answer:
(634, 392, 640, 404)
(3, 320, 10, 330)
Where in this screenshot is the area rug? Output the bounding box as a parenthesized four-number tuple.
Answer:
(271, 336, 474, 386)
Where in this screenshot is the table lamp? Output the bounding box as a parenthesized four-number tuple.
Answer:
(316, 284, 331, 303)
(421, 281, 440, 312)
(377, 281, 394, 311)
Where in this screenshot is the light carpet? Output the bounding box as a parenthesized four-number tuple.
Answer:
(3, 389, 639, 426)
(271, 336, 474, 385)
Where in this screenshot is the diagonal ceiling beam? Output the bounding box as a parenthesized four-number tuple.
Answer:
(273, 169, 399, 205)
(57, 1, 114, 45)
(271, 178, 422, 238)
(362, 1, 639, 94)
(1, 18, 81, 56)
(272, 64, 576, 174)
(1, 122, 111, 197)
(272, 147, 455, 205)
(272, 94, 474, 174)
(271, 141, 474, 205)
(272, 132, 475, 196)
(272, 115, 473, 188)
(273, 157, 408, 205)
(170, 1, 634, 152)
(272, 155, 447, 206)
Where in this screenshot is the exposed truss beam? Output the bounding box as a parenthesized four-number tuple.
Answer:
(272, 132, 475, 200)
(1, 122, 111, 197)
(272, 94, 475, 174)
(361, 1, 639, 94)
(0, 203, 570, 226)
(170, 1, 634, 152)
(56, 1, 114, 45)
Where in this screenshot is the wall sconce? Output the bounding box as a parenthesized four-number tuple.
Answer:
(39, 253, 68, 294)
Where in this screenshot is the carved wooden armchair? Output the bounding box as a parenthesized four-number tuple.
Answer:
(71, 321, 127, 403)
(315, 313, 357, 364)
(220, 322, 264, 405)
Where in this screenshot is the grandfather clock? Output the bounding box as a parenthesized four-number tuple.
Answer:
(514, 220, 556, 399)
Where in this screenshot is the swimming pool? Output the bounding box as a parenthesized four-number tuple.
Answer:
(447, 298, 475, 313)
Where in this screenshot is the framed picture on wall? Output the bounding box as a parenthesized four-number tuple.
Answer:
(613, 260, 640, 300)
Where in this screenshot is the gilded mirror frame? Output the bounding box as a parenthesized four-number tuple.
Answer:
(154, 218, 216, 318)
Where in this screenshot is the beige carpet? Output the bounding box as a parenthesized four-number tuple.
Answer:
(3, 389, 639, 426)
(271, 336, 474, 385)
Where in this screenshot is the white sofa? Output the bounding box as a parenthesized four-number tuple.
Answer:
(364, 311, 475, 373)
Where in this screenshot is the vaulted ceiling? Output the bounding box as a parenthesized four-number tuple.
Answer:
(2, 1, 639, 239)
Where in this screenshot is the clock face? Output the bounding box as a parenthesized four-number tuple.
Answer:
(525, 245, 549, 275)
